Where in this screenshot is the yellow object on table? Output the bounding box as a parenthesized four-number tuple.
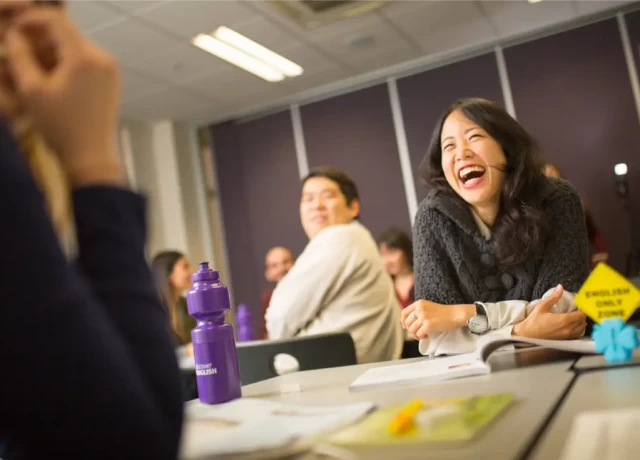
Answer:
(331, 393, 514, 446)
(388, 399, 424, 435)
(574, 263, 640, 323)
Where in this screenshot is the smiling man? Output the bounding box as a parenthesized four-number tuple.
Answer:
(265, 167, 403, 364)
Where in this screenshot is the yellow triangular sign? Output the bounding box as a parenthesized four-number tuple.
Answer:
(574, 263, 640, 323)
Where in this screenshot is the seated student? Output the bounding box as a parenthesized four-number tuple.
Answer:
(402, 98, 589, 356)
(0, 3, 182, 458)
(261, 246, 294, 339)
(543, 163, 609, 269)
(266, 167, 403, 363)
(151, 250, 196, 348)
(378, 227, 415, 309)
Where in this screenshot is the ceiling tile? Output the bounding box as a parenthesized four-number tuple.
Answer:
(312, 17, 417, 64)
(481, 0, 577, 38)
(278, 67, 352, 94)
(126, 42, 228, 85)
(68, 1, 124, 32)
(574, 0, 633, 16)
(87, 18, 179, 65)
(245, 0, 381, 43)
(276, 43, 341, 75)
(103, 0, 170, 15)
(139, 0, 255, 39)
(386, 1, 495, 55)
(120, 68, 168, 102)
(180, 68, 286, 106)
(181, 104, 234, 126)
(348, 46, 423, 74)
(378, 0, 442, 18)
(229, 16, 303, 50)
(103, 0, 638, 123)
(304, 12, 383, 43)
(121, 88, 217, 121)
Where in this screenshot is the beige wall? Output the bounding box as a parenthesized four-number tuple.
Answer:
(119, 120, 221, 271)
(119, 119, 234, 326)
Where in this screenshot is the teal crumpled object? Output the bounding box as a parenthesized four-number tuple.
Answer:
(592, 318, 640, 363)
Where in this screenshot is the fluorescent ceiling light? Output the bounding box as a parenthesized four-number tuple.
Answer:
(214, 26, 303, 78)
(528, 0, 544, 3)
(192, 33, 285, 82)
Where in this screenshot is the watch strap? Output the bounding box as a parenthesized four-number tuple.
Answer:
(474, 301, 487, 317)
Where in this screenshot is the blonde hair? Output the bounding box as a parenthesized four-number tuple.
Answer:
(20, 129, 71, 235)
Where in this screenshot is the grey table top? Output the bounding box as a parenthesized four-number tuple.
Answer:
(530, 366, 640, 460)
(574, 347, 640, 369)
(236, 349, 579, 460)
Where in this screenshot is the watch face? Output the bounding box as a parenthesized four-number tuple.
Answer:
(468, 315, 489, 334)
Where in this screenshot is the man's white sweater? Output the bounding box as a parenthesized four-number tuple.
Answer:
(266, 221, 403, 363)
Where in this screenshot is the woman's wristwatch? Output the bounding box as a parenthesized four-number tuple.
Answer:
(468, 302, 490, 335)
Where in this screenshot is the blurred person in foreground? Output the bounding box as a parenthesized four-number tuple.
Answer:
(0, 2, 182, 458)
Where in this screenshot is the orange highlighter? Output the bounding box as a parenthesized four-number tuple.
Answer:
(388, 399, 425, 435)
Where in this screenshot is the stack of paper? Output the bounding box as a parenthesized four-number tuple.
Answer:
(560, 409, 640, 460)
(180, 398, 374, 459)
(349, 352, 489, 391)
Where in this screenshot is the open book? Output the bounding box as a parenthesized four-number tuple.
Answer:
(349, 335, 596, 392)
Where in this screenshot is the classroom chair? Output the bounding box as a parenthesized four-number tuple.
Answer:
(401, 339, 422, 359)
(236, 332, 357, 386)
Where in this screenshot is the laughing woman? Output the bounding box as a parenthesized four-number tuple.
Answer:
(402, 98, 590, 355)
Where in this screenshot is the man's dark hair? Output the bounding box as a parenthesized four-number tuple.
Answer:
(302, 166, 360, 210)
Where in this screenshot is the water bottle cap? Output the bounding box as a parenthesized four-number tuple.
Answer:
(192, 262, 220, 282)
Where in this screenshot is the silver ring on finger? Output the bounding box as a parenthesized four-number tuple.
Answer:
(408, 312, 417, 323)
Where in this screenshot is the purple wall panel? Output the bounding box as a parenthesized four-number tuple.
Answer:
(397, 53, 505, 203)
(505, 18, 640, 272)
(300, 84, 411, 238)
(211, 111, 307, 331)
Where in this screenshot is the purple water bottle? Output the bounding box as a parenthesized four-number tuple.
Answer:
(186, 262, 241, 404)
(236, 304, 254, 342)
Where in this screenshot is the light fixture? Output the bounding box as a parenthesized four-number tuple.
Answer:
(192, 27, 304, 83)
(213, 26, 303, 78)
(528, 0, 544, 3)
(192, 34, 285, 82)
(613, 162, 640, 277)
(615, 163, 629, 176)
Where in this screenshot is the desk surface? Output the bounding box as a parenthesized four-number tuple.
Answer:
(574, 347, 640, 369)
(232, 349, 578, 460)
(530, 366, 640, 460)
(242, 349, 579, 401)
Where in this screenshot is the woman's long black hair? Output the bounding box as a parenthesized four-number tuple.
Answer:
(423, 98, 550, 268)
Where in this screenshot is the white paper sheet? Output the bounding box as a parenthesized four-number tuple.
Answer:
(560, 408, 640, 460)
(180, 398, 374, 459)
(348, 352, 489, 391)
